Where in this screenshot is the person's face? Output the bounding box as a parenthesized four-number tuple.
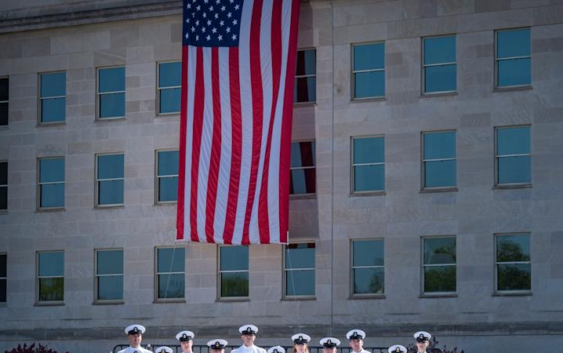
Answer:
(128, 333, 142, 348)
(416, 341, 429, 352)
(294, 343, 307, 353)
(211, 349, 225, 353)
(241, 334, 256, 346)
(181, 340, 193, 352)
(349, 339, 363, 352)
(322, 346, 336, 353)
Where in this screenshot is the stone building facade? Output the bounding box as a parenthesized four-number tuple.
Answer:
(1, 0, 563, 352)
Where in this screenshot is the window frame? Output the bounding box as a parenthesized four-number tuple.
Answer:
(37, 156, 65, 211)
(350, 238, 385, 298)
(0, 76, 8, 126)
(155, 149, 179, 204)
(421, 235, 457, 296)
(494, 27, 532, 90)
(217, 245, 250, 300)
(494, 125, 532, 188)
(294, 48, 317, 105)
(351, 41, 386, 101)
(95, 152, 125, 208)
(0, 160, 7, 211)
(36, 250, 64, 305)
(350, 135, 386, 195)
(38, 71, 67, 125)
(156, 61, 182, 116)
(421, 34, 457, 95)
(421, 130, 457, 191)
(96, 66, 126, 121)
(155, 246, 186, 302)
(282, 242, 316, 299)
(94, 248, 124, 304)
(0, 253, 6, 304)
(494, 232, 532, 294)
(290, 140, 316, 197)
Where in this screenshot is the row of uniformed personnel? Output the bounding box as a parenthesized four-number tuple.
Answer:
(118, 324, 434, 353)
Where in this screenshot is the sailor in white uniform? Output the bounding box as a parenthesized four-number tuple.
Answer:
(413, 331, 432, 353)
(208, 339, 229, 353)
(176, 330, 195, 353)
(155, 347, 173, 353)
(267, 346, 285, 353)
(231, 325, 267, 353)
(291, 333, 311, 353)
(320, 337, 340, 353)
(117, 324, 153, 353)
(346, 329, 370, 353)
(387, 345, 407, 353)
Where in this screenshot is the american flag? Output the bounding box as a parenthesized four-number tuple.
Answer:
(176, 0, 300, 244)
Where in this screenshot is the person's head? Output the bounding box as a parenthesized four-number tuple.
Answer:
(346, 330, 366, 352)
(155, 347, 173, 353)
(177, 330, 195, 352)
(413, 331, 431, 352)
(387, 345, 407, 353)
(291, 333, 311, 353)
(208, 339, 228, 353)
(320, 337, 340, 353)
(125, 324, 145, 348)
(268, 346, 286, 353)
(239, 325, 258, 347)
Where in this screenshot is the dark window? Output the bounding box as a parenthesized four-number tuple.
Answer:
(495, 126, 531, 186)
(39, 72, 66, 123)
(0, 78, 8, 126)
(284, 243, 315, 297)
(423, 237, 456, 293)
(423, 36, 456, 93)
(352, 136, 385, 192)
(351, 240, 384, 295)
(37, 251, 64, 302)
(294, 50, 316, 103)
(496, 28, 531, 88)
(290, 141, 316, 195)
(156, 247, 185, 300)
(98, 67, 125, 119)
(0, 161, 6, 211)
(158, 62, 181, 114)
(96, 154, 124, 206)
(219, 246, 249, 298)
(38, 157, 65, 209)
(95, 249, 124, 301)
(157, 150, 179, 203)
(422, 131, 456, 189)
(353, 43, 385, 99)
(496, 234, 531, 291)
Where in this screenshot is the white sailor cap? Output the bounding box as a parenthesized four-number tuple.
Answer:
(414, 331, 431, 342)
(268, 346, 285, 353)
(155, 347, 174, 353)
(292, 333, 311, 344)
(388, 345, 407, 353)
(125, 324, 146, 335)
(176, 330, 195, 342)
(320, 338, 341, 348)
(239, 324, 259, 335)
(208, 339, 228, 350)
(346, 329, 366, 340)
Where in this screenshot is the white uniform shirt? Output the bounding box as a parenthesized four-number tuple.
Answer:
(232, 344, 267, 353)
(117, 346, 153, 353)
(352, 350, 371, 353)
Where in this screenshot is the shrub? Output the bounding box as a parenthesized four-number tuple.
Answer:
(4, 343, 69, 353)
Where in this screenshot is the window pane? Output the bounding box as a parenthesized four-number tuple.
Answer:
(99, 67, 125, 92)
(157, 248, 185, 273)
(296, 50, 316, 76)
(221, 272, 249, 297)
(40, 72, 66, 97)
(0, 162, 7, 185)
(98, 180, 124, 205)
(353, 267, 384, 294)
(290, 169, 316, 195)
(498, 156, 531, 184)
(354, 165, 384, 192)
(353, 240, 384, 267)
(0, 103, 8, 126)
(38, 277, 64, 301)
(0, 187, 6, 210)
(40, 158, 64, 183)
(497, 127, 530, 155)
(38, 252, 64, 277)
(0, 279, 5, 302)
(497, 235, 530, 262)
(354, 43, 384, 71)
(100, 93, 125, 118)
(41, 98, 66, 123)
(294, 77, 316, 103)
(291, 142, 316, 168)
(354, 137, 384, 164)
(424, 36, 456, 65)
(97, 250, 123, 275)
(40, 184, 65, 208)
(424, 132, 456, 160)
(158, 151, 179, 176)
(285, 244, 315, 269)
(424, 266, 456, 292)
(424, 238, 456, 265)
(98, 154, 124, 179)
(159, 177, 178, 202)
(424, 65, 456, 93)
(0, 255, 6, 277)
(425, 160, 456, 188)
(498, 58, 531, 87)
(98, 275, 123, 300)
(220, 246, 249, 271)
(160, 88, 181, 114)
(0, 78, 8, 101)
(497, 263, 531, 291)
(497, 29, 530, 58)
(286, 270, 315, 296)
(159, 62, 181, 87)
(158, 274, 185, 299)
(354, 71, 385, 99)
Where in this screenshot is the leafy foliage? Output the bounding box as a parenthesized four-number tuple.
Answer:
(5, 343, 69, 353)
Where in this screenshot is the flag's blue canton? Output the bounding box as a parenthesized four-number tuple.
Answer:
(183, 0, 244, 47)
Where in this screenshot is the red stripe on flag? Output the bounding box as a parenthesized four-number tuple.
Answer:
(223, 48, 242, 245)
(177, 45, 189, 241)
(190, 47, 205, 242)
(205, 48, 222, 243)
(258, 0, 283, 243)
(242, 0, 265, 245)
(279, 0, 301, 242)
